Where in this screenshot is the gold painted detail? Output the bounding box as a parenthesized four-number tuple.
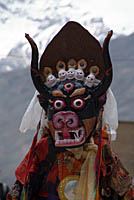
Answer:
(43, 67, 52, 81)
(77, 59, 87, 70)
(58, 175, 79, 200)
(67, 59, 77, 69)
(69, 88, 85, 98)
(84, 95, 91, 101)
(90, 65, 100, 76)
(56, 61, 66, 72)
(52, 90, 67, 98)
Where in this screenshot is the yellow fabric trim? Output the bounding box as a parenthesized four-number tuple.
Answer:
(74, 141, 98, 200)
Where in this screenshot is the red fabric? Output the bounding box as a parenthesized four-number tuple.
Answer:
(24, 132, 38, 187)
(38, 191, 59, 199)
(94, 129, 110, 146)
(15, 137, 49, 185)
(46, 162, 58, 184)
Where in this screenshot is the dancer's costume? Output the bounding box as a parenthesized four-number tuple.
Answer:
(7, 21, 134, 200)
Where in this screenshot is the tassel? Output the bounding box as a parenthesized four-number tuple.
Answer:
(94, 129, 103, 199)
(93, 184, 97, 200)
(22, 189, 26, 200)
(95, 184, 100, 200)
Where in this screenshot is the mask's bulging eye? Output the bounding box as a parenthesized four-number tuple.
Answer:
(71, 98, 85, 110)
(53, 99, 66, 110)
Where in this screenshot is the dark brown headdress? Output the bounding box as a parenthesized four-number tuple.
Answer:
(25, 21, 113, 98)
(40, 21, 105, 79)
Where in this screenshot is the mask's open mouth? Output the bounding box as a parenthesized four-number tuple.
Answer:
(55, 126, 85, 147)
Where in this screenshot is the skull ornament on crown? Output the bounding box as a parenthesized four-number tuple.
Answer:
(25, 21, 113, 148)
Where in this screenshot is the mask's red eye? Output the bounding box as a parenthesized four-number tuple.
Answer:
(53, 99, 66, 110)
(71, 98, 85, 110)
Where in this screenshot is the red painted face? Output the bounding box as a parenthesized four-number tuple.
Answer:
(51, 110, 85, 146)
(51, 111, 86, 147)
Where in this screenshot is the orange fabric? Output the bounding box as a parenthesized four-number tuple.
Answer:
(95, 186, 100, 200)
(15, 137, 49, 185)
(57, 153, 84, 181)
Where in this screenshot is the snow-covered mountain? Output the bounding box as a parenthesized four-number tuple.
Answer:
(0, 0, 120, 72)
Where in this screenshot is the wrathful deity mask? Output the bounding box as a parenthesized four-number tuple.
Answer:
(25, 21, 113, 148)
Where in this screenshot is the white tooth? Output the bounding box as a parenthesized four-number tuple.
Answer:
(55, 133, 59, 140)
(75, 130, 79, 137)
(75, 138, 80, 142)
(67, 139, 71, 143)
(80, 134, 83, 139)
(73, 131, 78, 138)
(64, 139, 67, 143)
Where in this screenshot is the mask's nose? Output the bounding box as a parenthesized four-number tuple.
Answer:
(52, 111, 78, 129)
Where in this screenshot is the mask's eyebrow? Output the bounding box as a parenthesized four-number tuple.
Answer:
(69, 88, 86, 98)
(52, 90, 67, 98)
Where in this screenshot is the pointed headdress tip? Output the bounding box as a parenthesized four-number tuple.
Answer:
(102, 30, 113, 51)
(40, 21, 105, 80)
(25, 33, 29, 38)
(25, 33, 31, 41)
(108, 30, 113, 38)
(105, 30, 113, 41)
(25, 33, 31, 43)
(63, 20, 81, 27)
